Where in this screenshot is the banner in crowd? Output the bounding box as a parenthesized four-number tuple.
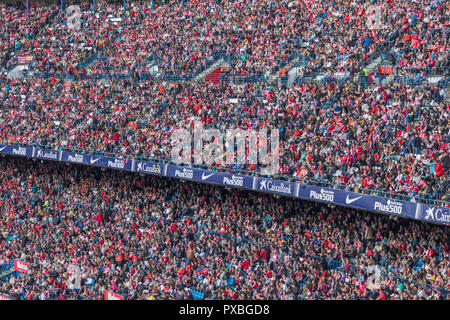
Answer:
(190, 289, 205, 300)
(17, 55, 33, 65)
(165, 164, 254, 190)
(14, 260, 30, 273)
(297, 185, 418, 220)
(133, 159, 164, 175)
(85, 154, 133, 171)
(255, 177, 299, 197)
(0, 294, 12, 300)
(0, 144, 448, 226)
(104, 290, 124, 300)
(0, 145, 33, 157)
(415, 203, 450, 225)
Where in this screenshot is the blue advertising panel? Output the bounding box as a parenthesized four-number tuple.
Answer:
(61, 151, 87, 165)
(415, 203, 450, 225)
(133, 159, 164, 176)
(165, 165, 254, 190)
(88, 155, 133, 171)
(165, 165, 201, 181)
(298, 184, 417, 219)
(298, 185, 340, 204)
(34, 148, 61, 161)
(0, 144, 33, 157)
(254, 177, 299, 197)
(197, 171, 254, 190)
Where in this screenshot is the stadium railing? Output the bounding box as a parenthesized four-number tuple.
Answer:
(14, 69, 450, 88)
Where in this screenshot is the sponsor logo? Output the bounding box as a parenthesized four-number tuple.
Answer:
(259, 179, 292, 195)
(67, 154, 84, 163)
(223, 175, 244, 187)
(201, 172, 215, 181)
(136, 161, 161, 174)
(345, 194, 362, 205)
(36, 149, 58, 160)
(424, 207, 450, 223)
(90, 157, 101, 164)
(0, 146, 7, 152)
(309, 188, 335, 202)
(374, 199, 403, 214)
(12, 147, 27, 156)
(107, 159, 125, 169)
(174, 168, 194, 179)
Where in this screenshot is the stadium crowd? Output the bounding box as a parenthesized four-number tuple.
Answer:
(3, 0, 448, 79)
(0, 0, 448, 202)
(0, 156, 448, 300)
(0, 0, 448, 301)
(0, 0, 448, 203)
(0, 2, 60, 71)
(0, 75, 448, 202)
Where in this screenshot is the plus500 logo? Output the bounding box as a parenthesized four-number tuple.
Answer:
(223, 175, 244, 187)
(374, 199, 403, 214)
(174, 168, 194, 179)
(309, 188, 334, 202)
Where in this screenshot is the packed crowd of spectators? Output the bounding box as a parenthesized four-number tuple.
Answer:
(0, 76, 448, 202)
(0, 156, 448, 300)
(0, 2, 60, 71)
(0, 2, 448, 200)
(2, 0, 449, 78)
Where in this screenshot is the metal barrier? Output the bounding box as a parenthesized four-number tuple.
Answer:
(219, 74, 267, 83)
(293, 72, 450, 88)
(16, 68, 450, 88)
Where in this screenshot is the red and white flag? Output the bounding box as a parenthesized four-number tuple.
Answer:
(14, 260, 30, 273)
(104, 290, 124, 300)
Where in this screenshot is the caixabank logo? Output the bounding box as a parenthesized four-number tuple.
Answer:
(36, 149, 58, 160)
(259, 179, 292, 195)
(136, 161, 161, 174)
(423, 206, 450, 224)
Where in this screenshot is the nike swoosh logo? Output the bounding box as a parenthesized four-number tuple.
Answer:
(90, 158, 100, 164)
(0, 146, 6, 152)
(201, 172, 214, 180)
(346, 195, 362, 204)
